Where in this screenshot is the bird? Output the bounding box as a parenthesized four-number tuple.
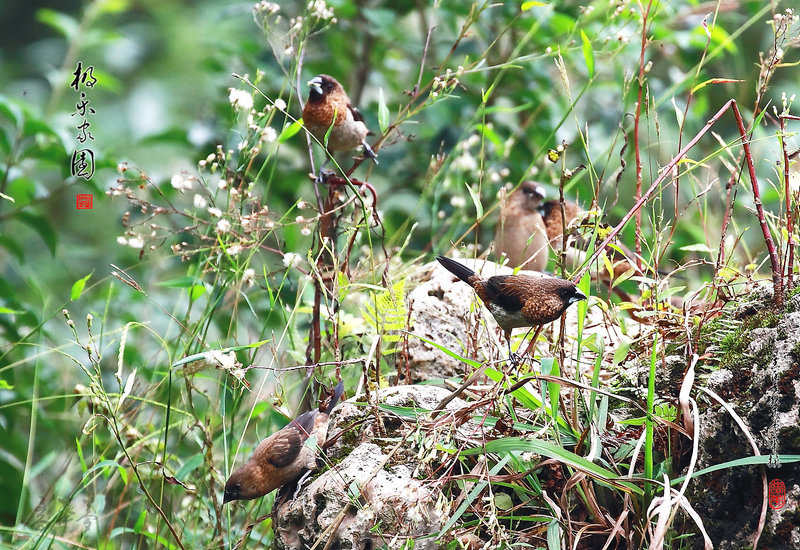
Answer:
(223, 381, 344, 504)
(538, 199, 641, 280)
(435, 255, 586, 360)
(302, 74, 378, 165)
(493, 181, 549, 271)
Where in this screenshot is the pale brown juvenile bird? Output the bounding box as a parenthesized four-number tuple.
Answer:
(494, 181, 548, 271)
(223, 381, 344, 504)
(436, 255, 586, 359)
(302, 75, 378, 163)
(538, 199, 641, 280)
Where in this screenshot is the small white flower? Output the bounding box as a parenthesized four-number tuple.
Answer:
(117, 236, 128, 245)
(453, 152, 477, 172)
(297, 200, 306, 209)
(193, 194, 207, 209)
(301, 226, 312, 236)
(230, 368, 248, 382)
(261, 126, 277, 143)
(242, 268, 256, 286)
(283, 252, 302, 268)
(216, 219, 231, 233)
(273, 98, 287, 111)
(308, 0, 334, 20)
(171, 173, 193, 191)
(229, 88, 254, 111)
(208, 207, 222, 218)
(450, 195, 467, 208)
(128, 236, 145, 248)
(208, 350, 237, 370)
(227, 244, 242, 255)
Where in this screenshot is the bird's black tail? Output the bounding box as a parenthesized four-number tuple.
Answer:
(436, 255, 476, 283)
(324, 381, 345, 414)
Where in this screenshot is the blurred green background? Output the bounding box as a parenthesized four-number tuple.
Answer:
(1, 0, 798, 547)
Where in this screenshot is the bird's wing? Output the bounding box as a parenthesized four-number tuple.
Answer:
(347, 102, 365, 123)
(485, 275, 525, 312)
(262, 419, 308, 468)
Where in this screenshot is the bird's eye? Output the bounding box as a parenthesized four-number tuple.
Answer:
(233, 482, 241, 491)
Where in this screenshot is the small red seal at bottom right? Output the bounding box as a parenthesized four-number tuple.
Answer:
(768, 479, 786, 510)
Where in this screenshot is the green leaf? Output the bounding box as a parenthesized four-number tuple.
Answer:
(612, 339, 631, 366)
(680, 243, 713, 253)
(464, 182, 484, 218)
(176, 454, 204, 481)
(36, 8, 79, 38)
(17, 211, 57, 255)
(0, 95, 22, 127)
(494, 492, 513, 510)
(0, 379, 13, 390)
(0, 306, 24, 315)
(521, 1, 547, 11)
(377, 88, 390, 133)
(158, 276, 203, 288)
(279, 119, 303, 144)
(410, 334, 482, 369)
(70, 272, 93, 301)
(463, 437, 642, 494)
(188, 284, 206, 301)
(580, 30, 594, 77)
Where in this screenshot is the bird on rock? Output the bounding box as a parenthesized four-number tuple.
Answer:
(436, 255, 586, 361)
(223, 381, 344, 504)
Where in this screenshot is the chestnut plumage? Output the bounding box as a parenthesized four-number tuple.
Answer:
(435, 255, 586, 357)
(223, 381, 344, 504)
(494, 181, 548, 271)
(302, 74, 377, 163)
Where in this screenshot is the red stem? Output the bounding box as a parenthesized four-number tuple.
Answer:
(575, 99, 782, 305)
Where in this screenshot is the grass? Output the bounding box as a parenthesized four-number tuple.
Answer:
(2, 1, 800, 549)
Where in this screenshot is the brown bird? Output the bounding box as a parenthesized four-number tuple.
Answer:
(223, 381, 344, 504)
(538, 199, 641, 280)
(302, 74, 378, 164)
(436, 255, 586, 360)
(494, 181, 549, 271)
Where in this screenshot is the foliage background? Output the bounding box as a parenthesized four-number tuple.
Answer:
(1, 0, 798, 547)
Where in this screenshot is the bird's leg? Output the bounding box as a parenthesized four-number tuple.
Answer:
(520, 325, 545, 360)
(316, 157, 334, 183)
(506, 331, 521, 367)
(361, 140, 379, 164)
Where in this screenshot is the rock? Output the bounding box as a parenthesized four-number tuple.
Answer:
(271, 385, 470, 550)
(688, 297, 800, 549)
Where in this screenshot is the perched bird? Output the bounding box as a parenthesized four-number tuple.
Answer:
(302, 74, 378, 164)
(435, 255, 586, 359)
(494, 181, 549, 271)
(223, 381, 344, 504)
(538, 199, 641, 280)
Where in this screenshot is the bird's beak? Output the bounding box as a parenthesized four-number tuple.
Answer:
(223, 491, 233, 504)
(307, 76, 323, 96)
(569, 289, 587, 305)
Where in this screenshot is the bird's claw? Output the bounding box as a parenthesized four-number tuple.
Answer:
(291, 469, 313, 501)
(316, 167, 335, 183)
(361, 141, 379, 165)
(508, 352, 522, 367)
